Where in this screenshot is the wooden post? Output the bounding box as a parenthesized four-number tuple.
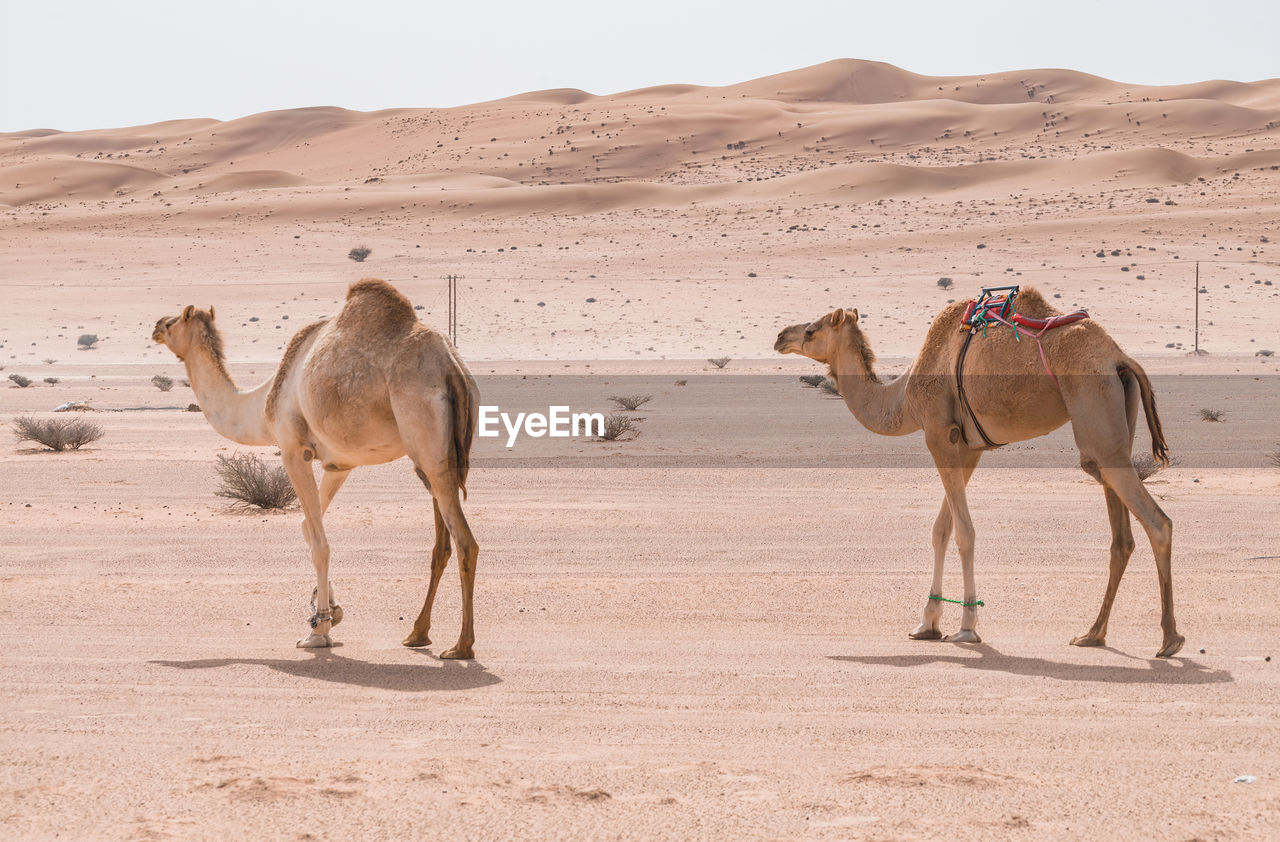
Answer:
(1194, 261, 1200, 354)
(441, 274, 461, 346)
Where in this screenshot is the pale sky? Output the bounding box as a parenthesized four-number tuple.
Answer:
(2, 0, 1277, 132)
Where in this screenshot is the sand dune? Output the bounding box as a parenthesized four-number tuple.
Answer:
(2, 59, 1275, 209)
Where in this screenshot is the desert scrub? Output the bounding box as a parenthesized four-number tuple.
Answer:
(608, 395, 651, 411)
(1199, 408, 1225, 422)
(151, 374, 175, 392)
(214, 452, 297, 510)
(598, 413, 642, 441)
(8, 373, 32, 388)
(77, 334, 98, 349)
(12, 415, 104, 451)
(798, 374, 827, 388)
(707, 357, 731, 369)
(348, 245, 371, 262)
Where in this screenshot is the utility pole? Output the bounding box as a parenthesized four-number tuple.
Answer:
(441, 274, 461, 346)
(1194, 261, 1200, 354)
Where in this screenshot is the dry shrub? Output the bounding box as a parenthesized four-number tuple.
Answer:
(1270, 445, 1280, 469)
(8, 373, 32, 388)
(599, 413, 642, 441)
(214, 452, 297, 509)
(707, 357, 731, 369)
(348, 246, 371, 262)
(1132, 453, 1163, 481)
(12, 415, 105, 451)
(77, 334, 98, 349)
(1199, 408, 1225, 422)
(799, 374, 826, 388)
(818, 377, 841, 396)
(609, 394, 651, 411)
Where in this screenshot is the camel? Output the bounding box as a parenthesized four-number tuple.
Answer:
(775, 286, 1183, 658)
(152, 278, 481, 658)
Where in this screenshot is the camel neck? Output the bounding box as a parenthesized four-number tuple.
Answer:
(829, 340, 918, 437)
(181, 346, 274, 446)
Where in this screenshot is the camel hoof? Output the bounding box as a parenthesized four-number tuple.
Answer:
(401, 633, 431, 648)
(296, 633, 332, 649)
(330, 605, 343, 628)
(1070, 633, 1105, 648)
(1156, 634, 1185, 659)
(944, 629, 982, 644)
(440, 646, 474, 660)
(909, 625, 943, 640)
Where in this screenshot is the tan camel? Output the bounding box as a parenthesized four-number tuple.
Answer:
(775, 287, 1183, 658)
(153, 278, 480, 658)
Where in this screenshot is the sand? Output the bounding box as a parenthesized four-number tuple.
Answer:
(1, 59, 1278, 839)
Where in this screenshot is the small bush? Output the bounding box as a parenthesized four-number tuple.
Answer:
(799, 374, 826, 388)
(1199, 408, 1224, 422)
(937, 277, 954, 290)
(214, 452, 297, 510)
(707, 357, 731, 369)
(348, 246, 372, 262)
(675, 379, 687, 386)
(1270, 444, 1280, 469)
(8, 374, 31, 388)
(44, 377, 59, 385)
(151, 374, 175, 392)
(609, 394, 651, 411)
(598, 413, 642, 442)
(1133, 453, 1164, 481)
(818, 377, 841, 396)
(77, 334, 98, 349)
(12, 415, 104, 451)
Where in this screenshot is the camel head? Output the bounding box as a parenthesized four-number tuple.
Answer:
(774, 308, 860, 364)
(152, 304, 219, 361)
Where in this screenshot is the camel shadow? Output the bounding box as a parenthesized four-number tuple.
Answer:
(150, 649, 501, 692)
(829, 643, 1233, 685)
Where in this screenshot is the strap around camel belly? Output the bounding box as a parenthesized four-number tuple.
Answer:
(956, 329, 1002, 449)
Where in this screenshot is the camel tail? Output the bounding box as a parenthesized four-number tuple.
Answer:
(447, 367, 475, 500)
(1124, 359, 1170, 467)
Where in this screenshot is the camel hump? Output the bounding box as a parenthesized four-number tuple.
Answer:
(1011, 286, 1060, 319)
(340, 278, 418, 330)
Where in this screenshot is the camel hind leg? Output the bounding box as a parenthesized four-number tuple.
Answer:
(391, 391, 478, 660)
(1072, 375, 1138, 648)
(1063, 373, 1182, 658)
(403, 497, 452, 648)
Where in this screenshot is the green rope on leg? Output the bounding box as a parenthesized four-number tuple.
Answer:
(928, 595, 985, 608)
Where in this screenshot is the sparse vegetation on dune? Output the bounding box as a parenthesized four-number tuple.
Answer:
(598, 413, 642, 442)
(1200, 408, 1225, 422)
(707, 357, 731, 369)
(12, 415, 104, 451)
(348, 246, 371, 262)
(213, 453, 297, 510)
(609, 395, 652, 411)
(8, 374, 32, 388)
(151, 374, 175, 392)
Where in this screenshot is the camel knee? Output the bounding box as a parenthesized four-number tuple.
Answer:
(953, 523, 975, 556)
(1080, 457, 1103, 484)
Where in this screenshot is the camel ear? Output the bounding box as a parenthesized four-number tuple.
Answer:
(208, 305, 216, 321)
(851, 308, 859, 323)
(181, 305, 195, 321)
(830, 308, 846, 327)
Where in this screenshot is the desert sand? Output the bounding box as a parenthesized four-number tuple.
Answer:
(1, 59, 1278, 839)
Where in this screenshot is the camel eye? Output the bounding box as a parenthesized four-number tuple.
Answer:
(803, 328, 816, 340)
(165, 317, 178, 329)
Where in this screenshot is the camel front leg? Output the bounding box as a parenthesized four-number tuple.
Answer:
(928, 435, 983, 644)
(315, 469, 350, 627)
(431, 482, 477, 660)
(909, 499, 951, 640)
(280, 448, 334, 648)
(403, 499, 452, 648)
